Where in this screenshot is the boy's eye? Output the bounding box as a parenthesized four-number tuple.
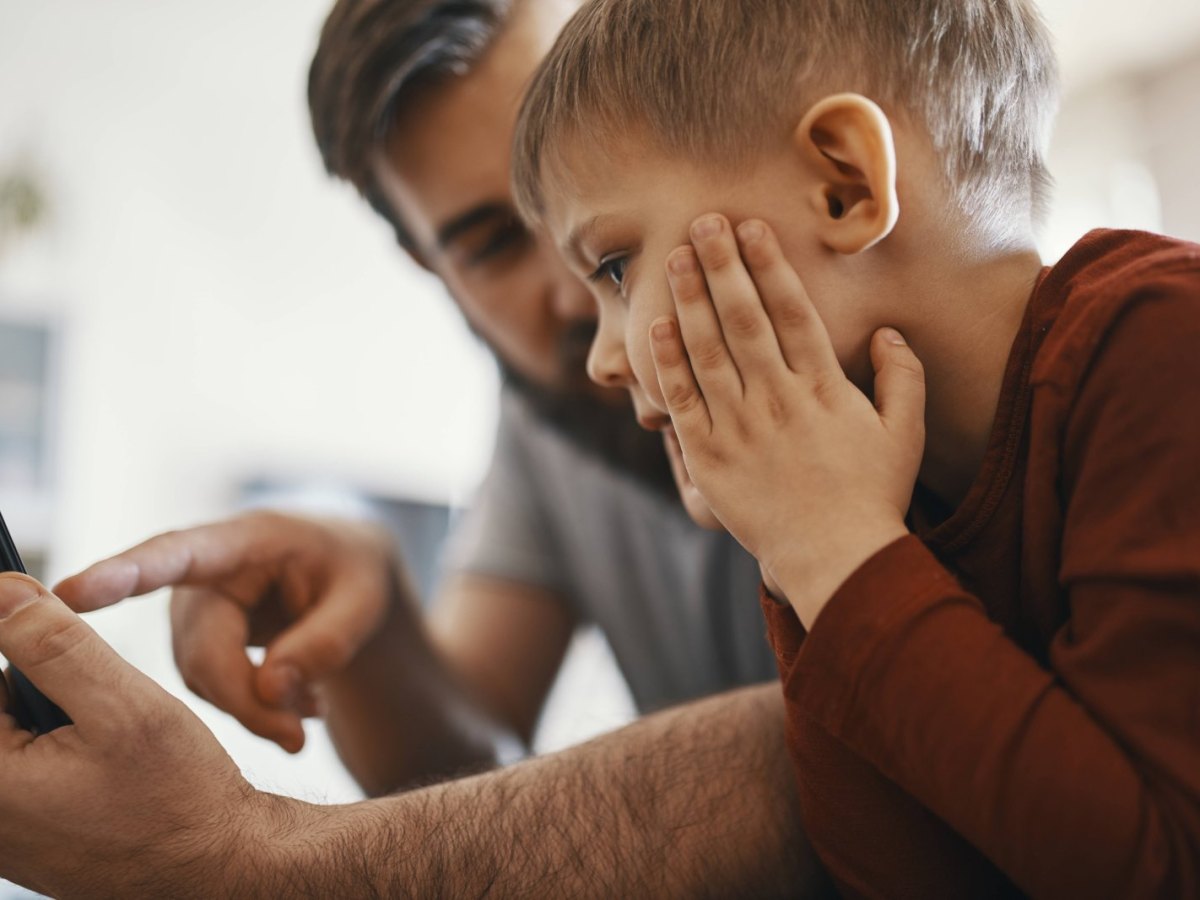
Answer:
(589, 254, 630, 290)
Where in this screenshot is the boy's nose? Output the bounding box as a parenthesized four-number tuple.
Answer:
(586, 323, 633, 388)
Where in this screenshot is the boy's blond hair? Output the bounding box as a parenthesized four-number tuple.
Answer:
(513, 0, 1060, 235)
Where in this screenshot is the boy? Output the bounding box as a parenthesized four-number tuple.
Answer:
(512, 0, 1200, 897)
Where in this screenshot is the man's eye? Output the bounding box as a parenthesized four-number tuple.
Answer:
(467, 221, 530, 266)
(590, 254, 629, 290)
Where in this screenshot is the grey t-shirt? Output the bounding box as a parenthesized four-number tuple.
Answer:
(444, 385, 776, 714)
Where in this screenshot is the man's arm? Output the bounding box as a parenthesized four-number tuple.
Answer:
(318, 572, 575, 796)
(0, 575, 829, 899)
(284, 683, 828, 898)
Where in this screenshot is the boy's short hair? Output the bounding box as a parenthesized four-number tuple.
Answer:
(513, 0, 1060, 234)
(308, 0, 515, 252)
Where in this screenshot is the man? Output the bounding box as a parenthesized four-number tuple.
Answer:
(0, 0, 830, 895)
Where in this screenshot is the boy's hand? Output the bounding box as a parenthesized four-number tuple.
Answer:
(650, 215, 924, 627)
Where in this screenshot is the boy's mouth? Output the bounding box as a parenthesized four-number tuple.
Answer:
(636, 414, 670, 432)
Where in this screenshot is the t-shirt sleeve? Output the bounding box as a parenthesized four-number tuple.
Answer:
(772, 288, 1200, 898)
(440, 390, 569, 595)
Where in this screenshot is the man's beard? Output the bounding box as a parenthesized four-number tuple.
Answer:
(498, 321, 680, 501)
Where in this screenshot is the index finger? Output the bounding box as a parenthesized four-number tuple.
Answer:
(54, 518, 267, 612)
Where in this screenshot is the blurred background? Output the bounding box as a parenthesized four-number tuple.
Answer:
(0, 0, 1199, 882)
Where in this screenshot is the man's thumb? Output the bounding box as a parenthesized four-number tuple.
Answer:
(0, 573, 139, 731)
(255, 580, 387, 709)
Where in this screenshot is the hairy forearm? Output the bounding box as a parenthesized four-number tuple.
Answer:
(271, 684, 832, 898)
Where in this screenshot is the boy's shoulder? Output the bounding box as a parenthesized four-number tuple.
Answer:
(1030, 228, 1200, 399)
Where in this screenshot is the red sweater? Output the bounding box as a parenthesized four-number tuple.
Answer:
(764, 230, 1200, 900)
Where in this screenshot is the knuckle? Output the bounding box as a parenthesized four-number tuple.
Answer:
(699, 246, 736, 272)
(304, 631, 353, 671)
(733, 416, 754, 443)
(691, 341, 729, 370)
(772, 298, 812, 330)
(674, 281, 709, 307)
(723, 307, 762, 338)
(180, 671, 213, 704)
(664, 380, 700, 412)
(811, 374, 843, 407)
(764, 392, 789, 425)
(171, 631, 196, 670)
(27, 615, 90, 670)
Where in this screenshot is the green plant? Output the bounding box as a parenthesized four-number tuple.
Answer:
(0, 168, 48, 244)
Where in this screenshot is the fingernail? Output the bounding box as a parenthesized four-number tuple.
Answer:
(882, 328, 906, 345)
(0, 575, 42, 620)
(667, 249, 697, 275)
(651, 319, 676, 341)
(691, 215, 722, 240)
(737, 220, 765, 243)
(272, 663, 302, 703)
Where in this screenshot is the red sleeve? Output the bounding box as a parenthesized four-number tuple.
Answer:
(779, 291, 1200, 899)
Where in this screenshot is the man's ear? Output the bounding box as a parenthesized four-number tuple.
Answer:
(794, 93, 899, 255)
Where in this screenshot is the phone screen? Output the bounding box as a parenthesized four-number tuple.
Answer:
(0, 510, 72, 733)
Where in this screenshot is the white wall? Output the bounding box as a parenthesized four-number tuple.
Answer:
(0, 0, 499, 805)
(1042, 45, 1200, 259)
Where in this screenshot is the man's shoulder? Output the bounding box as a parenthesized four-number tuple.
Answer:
(1031, 229, 1200, 398)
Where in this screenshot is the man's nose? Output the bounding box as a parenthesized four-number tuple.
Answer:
(586, 318, 633, 388)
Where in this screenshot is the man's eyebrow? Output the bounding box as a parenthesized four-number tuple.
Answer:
(435, 202, 515, 250)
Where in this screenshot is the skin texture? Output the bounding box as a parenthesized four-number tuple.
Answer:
(651, 216, 920, 621)
(0, 573, 828, 898)
(0, 1, 830, 895)
(542, 93, 1046, 620)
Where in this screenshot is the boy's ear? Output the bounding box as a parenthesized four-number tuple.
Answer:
(793, 93, 899, 255)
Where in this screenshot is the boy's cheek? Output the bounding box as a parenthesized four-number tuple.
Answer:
(625, 323, 668, 410)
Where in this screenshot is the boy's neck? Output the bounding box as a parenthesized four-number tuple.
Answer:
(899, 238, 1045, 510)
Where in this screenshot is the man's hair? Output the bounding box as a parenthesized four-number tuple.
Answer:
(308, 0, 515, 251)
(513, 0, 1060, 234)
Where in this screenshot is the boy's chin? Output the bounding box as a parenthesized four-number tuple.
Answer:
(681, 486, 724, 531)
(662, 427, 724, 531)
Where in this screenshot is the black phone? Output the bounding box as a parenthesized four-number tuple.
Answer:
(0, 510, 72, 734)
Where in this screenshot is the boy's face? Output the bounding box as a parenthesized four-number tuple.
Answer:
(543, 142, 878, 523)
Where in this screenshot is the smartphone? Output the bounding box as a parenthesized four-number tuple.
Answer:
(0, 510, 72, 733)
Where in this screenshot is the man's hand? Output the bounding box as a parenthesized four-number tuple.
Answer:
(650, 215, 925, 627)
(54, 511, 403, 753)
(0, 573, 285, 898)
